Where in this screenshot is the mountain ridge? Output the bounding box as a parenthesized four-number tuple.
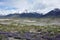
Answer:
(0, 8, 60, 18)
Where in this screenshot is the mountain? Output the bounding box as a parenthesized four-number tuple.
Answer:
(1, 12, 43, 18)
(5, 13, 20, 18)
(19, 12, 43, 18)
(44, 8, 60, 18)
(0, 8, 60, 18)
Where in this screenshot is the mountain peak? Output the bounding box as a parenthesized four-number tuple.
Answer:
(53, 8, 60, 12)
(44, 8, 60, 17)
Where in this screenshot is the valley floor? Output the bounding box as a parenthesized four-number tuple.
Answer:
(0, 18, 60, 40)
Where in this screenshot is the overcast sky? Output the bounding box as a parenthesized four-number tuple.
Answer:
(0, 0, 60, 15)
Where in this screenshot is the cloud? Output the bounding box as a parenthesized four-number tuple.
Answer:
(0, 0, 60, 15)
(0, 9, 17, 15)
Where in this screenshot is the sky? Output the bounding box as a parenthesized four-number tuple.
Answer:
(0, 0, 60, 15)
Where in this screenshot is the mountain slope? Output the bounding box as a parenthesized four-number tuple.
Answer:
(2, 12, 43, 18)
(44, 8, 60, 18)
(19, 12, 43, 18)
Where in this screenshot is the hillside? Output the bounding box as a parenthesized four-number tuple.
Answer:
(44, 8, 60, 18)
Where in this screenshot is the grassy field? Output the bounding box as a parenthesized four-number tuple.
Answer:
(0, 18, 60, 40)
(0, 23, 60, 34)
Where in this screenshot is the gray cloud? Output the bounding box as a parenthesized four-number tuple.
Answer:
(0, 0, 60, 15)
